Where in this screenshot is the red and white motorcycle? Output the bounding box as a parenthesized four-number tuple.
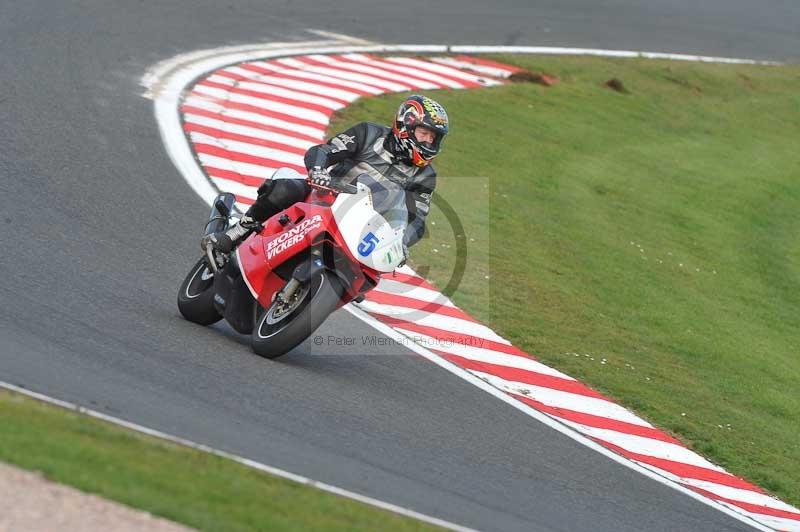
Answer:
(177, 173, 407, 358)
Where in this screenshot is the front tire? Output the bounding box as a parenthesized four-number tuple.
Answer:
(251, 271, 343, 359)
(177, 258, 222, 325)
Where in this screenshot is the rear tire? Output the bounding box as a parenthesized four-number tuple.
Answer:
(177, 258, 222, 325)
(251, 271, 343, 359)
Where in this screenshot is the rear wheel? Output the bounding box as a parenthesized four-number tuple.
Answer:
(177, 258, 222, 325)
(251, 271, 343, 359)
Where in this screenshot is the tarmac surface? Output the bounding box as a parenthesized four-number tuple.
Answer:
(2, 1, 797, 530)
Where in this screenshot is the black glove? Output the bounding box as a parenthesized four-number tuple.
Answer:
(309, 166, 332, 187)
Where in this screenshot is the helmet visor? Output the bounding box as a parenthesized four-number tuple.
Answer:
(412, 125, 445, 158)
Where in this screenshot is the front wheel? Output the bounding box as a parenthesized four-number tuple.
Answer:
(251, 271, 343, 359)
(177, 258, 222, 325)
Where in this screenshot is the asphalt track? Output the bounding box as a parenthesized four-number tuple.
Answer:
(1, 2, 798, 531)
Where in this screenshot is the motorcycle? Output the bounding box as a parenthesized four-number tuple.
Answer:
(177, 172, 408, 358)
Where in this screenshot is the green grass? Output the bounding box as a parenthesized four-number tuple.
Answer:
(331, 55, 800, 505)
(0, 389, 440, 532)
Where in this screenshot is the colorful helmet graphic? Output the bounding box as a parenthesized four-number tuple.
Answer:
(391, 95, 449, 167)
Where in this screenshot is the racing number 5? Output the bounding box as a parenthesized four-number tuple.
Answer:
(358, 232, 380, 256)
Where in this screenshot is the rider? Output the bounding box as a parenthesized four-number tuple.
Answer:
(202, 95, 449, 259)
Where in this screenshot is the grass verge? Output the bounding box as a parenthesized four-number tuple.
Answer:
(330, 55, 800, 506)
(0, 389, 440, 531)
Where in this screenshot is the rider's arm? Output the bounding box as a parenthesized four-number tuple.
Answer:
(404, 169, 437, 247)
(304, 123, 368, 171)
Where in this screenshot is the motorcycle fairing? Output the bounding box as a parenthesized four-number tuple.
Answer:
(236, 196, 377, 309)
(331, 182, 406, 273)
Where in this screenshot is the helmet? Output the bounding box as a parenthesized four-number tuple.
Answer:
(391, 95, 449, 167)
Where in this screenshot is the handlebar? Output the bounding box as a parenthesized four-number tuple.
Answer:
(307, 178, 358, 195)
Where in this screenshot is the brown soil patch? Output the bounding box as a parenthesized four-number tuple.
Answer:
(603, 78, 629, 93)
(509, 70, 560, 86)
(0, 462, 194, 532)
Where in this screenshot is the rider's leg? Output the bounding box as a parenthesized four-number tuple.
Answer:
(201, 169, 310, 253)
(247, 173, 310, 221)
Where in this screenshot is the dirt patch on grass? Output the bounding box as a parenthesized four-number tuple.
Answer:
(509, 70, 559, 86)
(0, 461, 194, 532)
(603, 78, 629, 93)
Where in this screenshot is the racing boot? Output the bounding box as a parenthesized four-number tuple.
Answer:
(201, 214, 257, 254)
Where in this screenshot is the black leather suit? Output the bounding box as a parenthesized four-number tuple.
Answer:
(245, 122, 436, 247)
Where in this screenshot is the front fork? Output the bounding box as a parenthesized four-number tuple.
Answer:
(203, 192, 238, 274)
(276, 252, 325, 304)
(205, 244, 224, 275)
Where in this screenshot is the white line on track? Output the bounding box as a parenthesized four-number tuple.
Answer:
(0, 381, 475, 532)
(448, 45, 781, 65)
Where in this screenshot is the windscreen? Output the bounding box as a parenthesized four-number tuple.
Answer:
(355, 174, 408, 232)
